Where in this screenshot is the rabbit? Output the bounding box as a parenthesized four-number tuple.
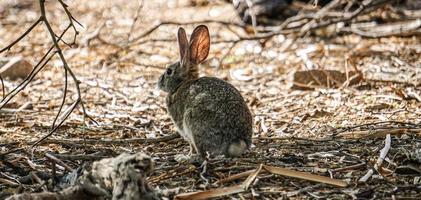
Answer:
(158, 25, 252, 158)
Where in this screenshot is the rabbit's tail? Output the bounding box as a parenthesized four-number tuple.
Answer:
(227, 140, 248, 157)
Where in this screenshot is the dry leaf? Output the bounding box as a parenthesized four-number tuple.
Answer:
(174, 185, 244, 200)
(263, 165, 348, 187)
(289, 70, 362, 90)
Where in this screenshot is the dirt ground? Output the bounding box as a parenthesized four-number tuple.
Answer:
(1, 0, 421, 199)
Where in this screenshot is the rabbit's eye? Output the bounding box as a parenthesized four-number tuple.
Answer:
(166, 68, 173, 76)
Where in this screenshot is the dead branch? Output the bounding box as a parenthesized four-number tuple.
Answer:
(45, 153, 74, 171)
(57, 0, 82, 44)
(126, 0, 401, 54)
(0, 0, 96, 147)
(128, 19, 247, 45)
(37, 133, 180, 145)
(334, 120, 421, 135)
(5, 152, 159, 200)
(0, 45, 58, 110)
(47, 152, 108, 161)
(337, 128, 421, 139)
(37, 0, 95, 139)
(51, 65, 68, 130)
(126, 0, 144, 43)
(343, 19, 421, 37)
(0, 17, 43, 53)
(5, 184, 108, 200)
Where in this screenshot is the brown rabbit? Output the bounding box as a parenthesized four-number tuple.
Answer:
(158, 25, 252, 158)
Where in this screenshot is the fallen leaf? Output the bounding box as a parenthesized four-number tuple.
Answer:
(289, 70, 362, 90)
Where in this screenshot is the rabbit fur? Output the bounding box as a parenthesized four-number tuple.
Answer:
(158, 25, 252, 158)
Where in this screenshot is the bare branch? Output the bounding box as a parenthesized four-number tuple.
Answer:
(57, 0, 82, 44)
(0, 17, 42, 53)
(32, 100, 79, 147)
(127, 0, 144, 42)
(0, 0, 94, 146)
(0, 46, 58, 110)
(128, 19, 246, 45)
(51, 68, 68, 130)
(35, 0, 95, 144)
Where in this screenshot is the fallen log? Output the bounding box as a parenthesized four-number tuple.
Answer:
(6, 152, 160, 200)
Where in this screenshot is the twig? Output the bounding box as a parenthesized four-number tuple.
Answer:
(126, 0, 144, 43)
(263, 165, 348, 187)
(243, 164, 263, 190)
(375, 134, 392, 164)
(31, 0, 97, 146)
(330, 163, 366, 175)
(45, 153, 74, 171)
(0, 0, 95, 147)
(0, 17, 42, 53)
(334, 120, 420, 136)
(0, 47, 58, 110)
(0, 172, 21, 186)
(215, 169, 256, 184)
(57, 0, 82, 44)
(33, 133, 180, 146)
(32, 101, 79, 147)
(359, 134, 391, 182)
(0, 147, 24, 157)
(127, 0, 400, 59)
(287, 184, 322, 197)
(219, 40, 240, 64)
(343, 19, 421, 37)
(51, 67, 68, 130)
(149, 165, 197, 184)
(176, 164, 347, 199)
(0, 75, 4, 100)
(31, 171, 48, 191)
(310, 0, 390, 30)
(48, 152, 108, 161)
(299, 0, 342, 34)
(81, 22, 105, 46)
(337, 128, 421, 139)
(128, 19, 246, 45)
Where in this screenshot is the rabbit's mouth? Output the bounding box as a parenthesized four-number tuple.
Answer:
(157, 74, 164, 90)
(158, 74, 171, 93)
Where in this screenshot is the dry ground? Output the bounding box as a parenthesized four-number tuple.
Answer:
(1, 0, 421, 199)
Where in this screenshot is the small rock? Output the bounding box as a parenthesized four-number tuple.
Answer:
(0, 56, 33, 80)
(174, 154, 191, 163)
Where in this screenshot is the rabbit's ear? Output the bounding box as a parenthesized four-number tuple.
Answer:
(189, 25, 210, 65)
(178, 27, 189, 63)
